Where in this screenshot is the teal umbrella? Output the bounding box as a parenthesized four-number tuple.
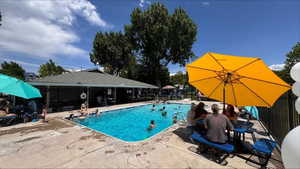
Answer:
(0, 74, 42, 99)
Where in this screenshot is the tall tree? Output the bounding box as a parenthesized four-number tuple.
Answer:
(170, 71, 187, 86)
(90, 32, 134, 76)
(159, 66, 171, 87)
(130, 64, 170, 87)
(282, 42, 300, 84)
(38, 59, 65, 77)
(125, 3, 197, 87)
(0, 61, 25, 80)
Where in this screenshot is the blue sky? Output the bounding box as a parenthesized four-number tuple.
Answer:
(0, 0, 299, 74)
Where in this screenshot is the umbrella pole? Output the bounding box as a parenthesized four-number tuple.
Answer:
(223, 83, 226, 112)
(223, 73, 231, 112)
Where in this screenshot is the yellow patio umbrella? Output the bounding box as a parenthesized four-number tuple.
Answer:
(186, 52, 291, 108)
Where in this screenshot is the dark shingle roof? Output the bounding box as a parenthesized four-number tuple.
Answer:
(29, 72, 158, 89)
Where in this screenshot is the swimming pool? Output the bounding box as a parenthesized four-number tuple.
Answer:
(73, 103, 191, 142)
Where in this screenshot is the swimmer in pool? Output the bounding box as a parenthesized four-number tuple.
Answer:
(147, 120, 155, 130)
(151, 104, 156, 111)
(159, 106, 165, 111)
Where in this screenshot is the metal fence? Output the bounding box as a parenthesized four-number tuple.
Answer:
(258, 91, 300, 145)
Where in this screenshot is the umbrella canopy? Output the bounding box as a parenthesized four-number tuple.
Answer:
(162, 85, 176, 90)
(186, 52, 291, 107)
(0, 74, 42, 99)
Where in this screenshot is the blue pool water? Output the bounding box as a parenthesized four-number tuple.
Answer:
(74, 103, 191, 142)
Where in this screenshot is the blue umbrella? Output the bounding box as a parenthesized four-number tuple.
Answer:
(0, 74, 42, 99)
(244, 106, 259, 120)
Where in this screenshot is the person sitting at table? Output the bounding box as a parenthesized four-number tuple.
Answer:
(194, 102, 208, 120)
(187, 103, 197, 127)
(204, 104, 233, 144)
(80, 103, 88, 116)
(223, 104, 238, 125)
(193, 102, 209, 134)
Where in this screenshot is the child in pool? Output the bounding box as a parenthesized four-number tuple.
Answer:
(161, 111, 167, 117)
(151, 104, 156, 111)
(159, 106, 165, 111)
(147, 120, 155, 130)
(173, 115, 178, 124)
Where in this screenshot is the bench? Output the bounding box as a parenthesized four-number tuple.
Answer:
(191, 133, 276, 168)
(190, 132, 234, 165)
(236, 138, 277, 168)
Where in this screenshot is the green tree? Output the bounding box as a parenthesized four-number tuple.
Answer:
(170, 71, 187, 86)
(90, 32, 134, 76)
(282, 42, 300, 84)
(130, 64, 170, 87)
(0, 61, 25, 80)
(159, 66, 171, 87)
(119, 55, 137, 79)
(125, 3, 197, 87)
(38, 59, 65, 77)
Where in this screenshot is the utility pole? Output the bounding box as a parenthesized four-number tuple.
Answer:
(0, 11, 2, 26)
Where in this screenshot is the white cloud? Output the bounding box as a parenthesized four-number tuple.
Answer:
(0, 57, 40, 68)
(139, 0, 151, 8)
(0, 0, 110, 58)
(68, 0, 109, 27)
(269, 64, 285, 71)
(201, 2, 210, 6)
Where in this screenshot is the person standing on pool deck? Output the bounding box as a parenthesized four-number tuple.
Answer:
(41, 104, 48, 122)
(147, 120, 155, 130)
(204, 104, 233, 144)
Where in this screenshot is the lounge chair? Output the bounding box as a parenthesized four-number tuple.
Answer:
(190, 132, 234, 165)
(22, 112, 39, 122)
(236, 138, 277, 168)
(0, 114, 17, 126)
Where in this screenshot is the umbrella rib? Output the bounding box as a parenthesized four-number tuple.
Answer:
(239, 75, 291, 88)
(189, 76, 219, 84)
(230, 83, 238, 106)
(187, 65, 218, 73)
(207, 81, 223, 98)
(208, 53, 225, 70)
(232, 58, 261, 72)
(238, 80, 271, 107)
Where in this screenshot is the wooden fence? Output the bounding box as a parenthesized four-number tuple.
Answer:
(258, 91, 300, 145)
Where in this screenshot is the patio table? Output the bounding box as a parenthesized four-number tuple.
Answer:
(232, 120, 254, 143)
(233, 127, 247, 142)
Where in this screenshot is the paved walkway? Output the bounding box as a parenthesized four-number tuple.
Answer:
(0, 100, 283, 168)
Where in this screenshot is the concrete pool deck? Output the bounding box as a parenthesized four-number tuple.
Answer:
(0, 100, 283, 168)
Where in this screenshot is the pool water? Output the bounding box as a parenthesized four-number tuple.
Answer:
(74, 103, 191, 142)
